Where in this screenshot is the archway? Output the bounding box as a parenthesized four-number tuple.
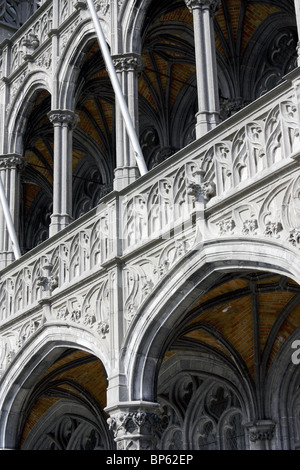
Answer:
(20, 348, 114, 450)
(121, 239, 300, 449)
(0, 327, 114, 450)
(155, 271, 300, 450)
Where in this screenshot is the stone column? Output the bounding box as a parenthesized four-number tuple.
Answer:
(0, 154, 24, 269)
(107, 403, 160, 450)
(246, 420, 276, 450)
(48, 110, 79, 236)
(112, 53, 144, 191)
(185, 0, 220, 138)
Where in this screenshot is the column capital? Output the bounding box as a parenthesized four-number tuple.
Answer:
(246, 420, 276, 445)
(107, 402, 160, 450)
(112, 53, 144, 74)
(0, 154, 25, 170)
(47, 109, 80, 129)
(184, 0, 220, 13)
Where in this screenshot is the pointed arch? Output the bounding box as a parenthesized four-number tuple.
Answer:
(0, 323, 111, 450)
(121, 238, 300, 406)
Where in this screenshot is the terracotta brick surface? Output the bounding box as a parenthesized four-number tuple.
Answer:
(178, 275, 300, 379)
(20, 350, 108, 447)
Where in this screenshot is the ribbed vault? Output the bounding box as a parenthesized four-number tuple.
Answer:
(20, 0, 297, 249)
(158, 271, 300, 449)
(165, 272, 300, 376)
(19, 349, 114, 450)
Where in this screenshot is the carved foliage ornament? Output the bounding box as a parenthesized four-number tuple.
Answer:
(48, 110, 80, 129)
(0, 154, 24, 169)
(112, 54, 144, 74)
(108, 410, 160, 449)
(184, 0, 220, 13)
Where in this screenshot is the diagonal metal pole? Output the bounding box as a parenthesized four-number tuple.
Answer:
(0, 174, 21, 260)
(86, 0, 148, 176)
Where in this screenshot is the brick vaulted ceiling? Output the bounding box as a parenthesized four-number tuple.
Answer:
(165, 272, 300, 380)
(19, 349, 112, 450)
(18, 273, 300, 449)
(21, 0, 297, 250)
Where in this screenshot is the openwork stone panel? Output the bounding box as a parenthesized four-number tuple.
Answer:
(157, 372, 246, 450)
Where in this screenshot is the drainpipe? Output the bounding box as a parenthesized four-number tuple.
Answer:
(86, 0, 148, 176)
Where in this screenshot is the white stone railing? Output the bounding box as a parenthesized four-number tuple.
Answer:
(0, 0, 114, 80)
(0, 64, 300, 342)
(120, 67, 300, 255)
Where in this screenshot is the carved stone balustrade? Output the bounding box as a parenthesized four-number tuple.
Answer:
(0, 30, 300, 385)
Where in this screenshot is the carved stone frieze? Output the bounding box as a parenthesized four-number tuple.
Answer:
(264, 221, 283, 239)
(217, 218, 236, 235)
(242, 218, 258, 236)
(289, 229, 300, 248)
(33, 49, 52, 70)
(98, 321, 109, 338)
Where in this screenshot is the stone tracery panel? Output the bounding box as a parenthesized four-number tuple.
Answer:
(157, 371, 246, 450)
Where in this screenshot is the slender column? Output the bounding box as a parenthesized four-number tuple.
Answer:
(107, 403, 160, 450)
(185, 0, 220, 138)
(112, 53, 144, 191)
(0, 154, 24, 269)
(48, 110, 79, 236)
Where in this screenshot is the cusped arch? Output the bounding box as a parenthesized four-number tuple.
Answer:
(0, 323, 111, 450)
(121, 238, 300, 405)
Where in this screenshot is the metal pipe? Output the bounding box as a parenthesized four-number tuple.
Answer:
(0, 174, 21, 260)
(86, 0, 148, 176)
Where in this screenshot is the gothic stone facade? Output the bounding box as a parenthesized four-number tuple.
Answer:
(0, 0, 300, 451)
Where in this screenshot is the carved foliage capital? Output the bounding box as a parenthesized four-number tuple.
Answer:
(48, 110, 80, 129)
(184, 0, 220, 13)
(107, 408, 160, 449)
(0, 154, 25, 170)
(247, 420, 276, 443)
(112, 53, 144, 74)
